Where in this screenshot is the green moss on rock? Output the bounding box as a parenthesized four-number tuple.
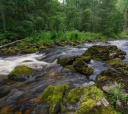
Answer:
(8, 66, 35, 81)
(106, 58, 121, 66)
(82, 45, 126, 61)
(73, 58, 94, 77)
(66, 86, 85, 104)
(58, 57, 69, 66)
(75, 85, 115, 114)
(65, 65, 76, 73)
(22, 47, 38, 53)
(39, 46, 47, 51)
(40, 84, 69, 114)
(1, 48, 8, 52)
(40, 85, 55, 103)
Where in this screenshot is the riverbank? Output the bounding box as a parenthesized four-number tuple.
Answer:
(0, 31, 127, 57)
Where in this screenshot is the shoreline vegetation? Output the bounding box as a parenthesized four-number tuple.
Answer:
(0, 31, 127, 57)
(0, 31, 127, 48)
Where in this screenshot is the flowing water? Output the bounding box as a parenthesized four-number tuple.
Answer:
(0, 39, 128, 113)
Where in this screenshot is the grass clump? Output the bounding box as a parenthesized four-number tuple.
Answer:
(108, 83, 128, 106)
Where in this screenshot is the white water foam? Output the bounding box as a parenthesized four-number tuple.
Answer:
(0, 53, 50, 75)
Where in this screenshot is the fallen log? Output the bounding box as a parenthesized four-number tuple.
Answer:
(0, 39, 25, 49)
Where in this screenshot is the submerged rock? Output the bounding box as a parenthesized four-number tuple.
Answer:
(82, 45, 126, 61)
(8, 66, 35, 81)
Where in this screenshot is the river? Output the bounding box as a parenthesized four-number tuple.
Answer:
(0, 39, 128, 113)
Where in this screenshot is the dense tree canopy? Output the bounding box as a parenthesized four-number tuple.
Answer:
(0, 0, 128, 41)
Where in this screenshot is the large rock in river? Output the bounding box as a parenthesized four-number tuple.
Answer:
(58, 56, 93, 77)
(39, 85, 115, 114)
(8, 66, 35, 81)
(82, 45, 126, 61)
(96, 62, 128, 113)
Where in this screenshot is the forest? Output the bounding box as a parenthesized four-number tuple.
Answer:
(0, 0, 128, 46)
(1, 0, 128, 114)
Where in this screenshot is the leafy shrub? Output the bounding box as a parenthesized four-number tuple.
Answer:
(108, 83, 128, 107)
(0, 39, 10, 45)
(4, 31, 18, 40)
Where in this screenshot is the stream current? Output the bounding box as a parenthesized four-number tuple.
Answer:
(0, 39, 128, 112)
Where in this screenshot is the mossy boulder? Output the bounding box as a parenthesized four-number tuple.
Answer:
(22, 47, 38, 53)
(39, 85, 115, 114)
(0, 48, 17, 57)
(43, 43, 54, 48)
(58, 56, 91, 67)
(54, 41, 67, 47)
(58, 56, 79, 66)
(68, 41, 77, 46)
(63, 85, 115, 114)
(8, 66, 35, 81)
(58, 56, 93, 77)
(39, 45, 47, 51)
(96, 63, 128, 113)
(73, 58, 94, 77)
(106, 58, 121, 66)
(1, 48, 8, 52)
(82, 45, 126, 61)
(74, 85, 115, 114)
(66, 86, 85, 104)
(64, 65, 76, 73)
(40, 84, 69, 114)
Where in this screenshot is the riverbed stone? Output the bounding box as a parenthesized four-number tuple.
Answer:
(8, 66, 35, 81)
(82, 45, 126, 61)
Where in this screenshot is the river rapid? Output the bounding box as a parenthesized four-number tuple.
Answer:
(0, 39, 128, 113)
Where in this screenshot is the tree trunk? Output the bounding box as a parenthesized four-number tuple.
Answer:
(1, 8, 6, 32)
(124, 7, 127, 35)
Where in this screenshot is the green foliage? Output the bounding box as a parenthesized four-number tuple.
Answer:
(108, 83, 128, 106)
(4, 31, 18, 40)
(0, 0, 127, 45)
(0, 39, 10, 45)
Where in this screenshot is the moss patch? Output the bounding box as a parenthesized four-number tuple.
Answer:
(65, 65, 76, 73)
(82, 45, 126, 61)
(8, 66, 35, 81)
(66, 86, 85, 104)
(106, 58, 121, 66)
(40, 85, 55, 103)
(75, 85, 115, 114)
(39, 45, 47, 51)
(73, 58, 94, 77)
(40, 84, 69, 114)
(22, 47, 38, 53)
